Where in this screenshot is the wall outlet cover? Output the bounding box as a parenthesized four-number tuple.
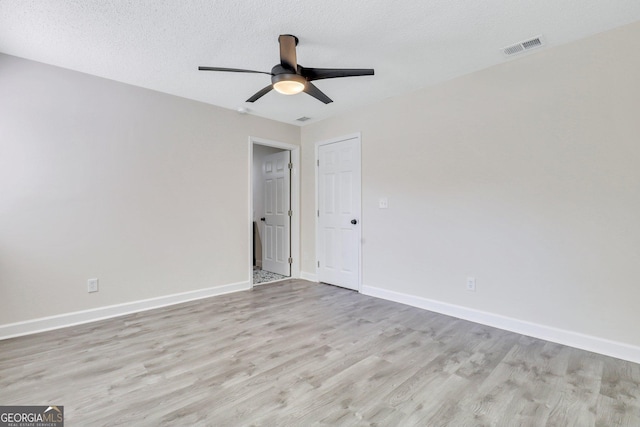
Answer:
(88, 278, 99, 293)
(466, 277, 476, 292)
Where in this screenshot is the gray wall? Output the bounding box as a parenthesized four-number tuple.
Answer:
(301, 21, 640, 347)
(0, 53, 299, 324)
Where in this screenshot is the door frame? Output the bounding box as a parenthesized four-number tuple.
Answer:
(314, 132, 362, 292)
(249, 136, 300, 288)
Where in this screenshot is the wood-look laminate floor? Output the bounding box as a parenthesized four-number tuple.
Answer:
(1, 280, 639, 426)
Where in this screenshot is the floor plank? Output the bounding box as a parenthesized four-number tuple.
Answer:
(1, 279, 639, 426)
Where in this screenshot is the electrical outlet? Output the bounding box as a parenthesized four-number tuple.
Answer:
(87, 278, 99, 293)
(466, 277, 476, 292)
(379, 198, 388, 209)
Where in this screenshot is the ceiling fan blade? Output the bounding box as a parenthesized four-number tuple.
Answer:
(279, 35, 298, 71)
(198, 66, 272, 75)
(304, 82, 333, 104)
(246, 85, 274, 103)
(300, 67, 375, 81)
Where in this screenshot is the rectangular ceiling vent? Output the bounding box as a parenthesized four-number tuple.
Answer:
(502, 35, 544, 57)
(296, 116, 311, 122)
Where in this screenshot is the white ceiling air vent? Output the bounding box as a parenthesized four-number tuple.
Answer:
(296, 116, 311, 122)
(502, 35, 544, 57)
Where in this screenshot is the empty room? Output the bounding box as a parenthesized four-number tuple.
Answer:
(1, 1, 640, 425)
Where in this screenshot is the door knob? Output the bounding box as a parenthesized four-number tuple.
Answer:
(260, 217, 266, 222)
(351, 219, 358, 225)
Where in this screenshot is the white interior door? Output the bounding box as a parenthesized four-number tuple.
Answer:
(317, 137, 361, 290)
(262, 150, 291, 276)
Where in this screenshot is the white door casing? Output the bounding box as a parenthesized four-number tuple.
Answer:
(317, 135, 361, 290)
(262, 150, 291, 276)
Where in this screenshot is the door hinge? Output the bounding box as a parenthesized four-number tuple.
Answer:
(317, 159, 319, 167)
(288, 257, 293, 264)
(288, 210, 292, 217)
(288, 162, 293, 170)
(317, 210, 319, 217)
(317, 260, 320, 267)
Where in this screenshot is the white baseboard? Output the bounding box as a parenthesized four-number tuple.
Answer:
(361, 285, 640, 364)
(0, 281, 251, 341)
(300, 271, 318, 282)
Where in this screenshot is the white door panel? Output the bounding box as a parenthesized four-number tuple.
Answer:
(318, 137, 361, 290)
(262, 150, 290, 276)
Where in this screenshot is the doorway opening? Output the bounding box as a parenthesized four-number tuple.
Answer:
(249, 137, 300, 287)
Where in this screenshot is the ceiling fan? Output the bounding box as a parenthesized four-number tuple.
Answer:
(198, 34, 374, 104)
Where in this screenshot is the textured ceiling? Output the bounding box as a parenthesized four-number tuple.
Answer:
(2, 1, 640, 125)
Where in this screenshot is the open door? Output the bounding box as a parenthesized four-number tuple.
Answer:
(261, 150, 291, 276)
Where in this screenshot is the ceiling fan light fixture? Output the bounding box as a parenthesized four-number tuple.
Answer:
(272, 74, 306, 95)
(273, 80, 305, 95)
